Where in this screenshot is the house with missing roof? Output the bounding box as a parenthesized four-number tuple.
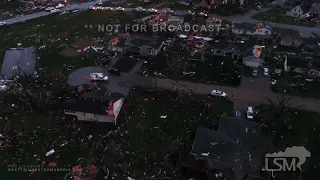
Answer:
(284, 55, 320, 77)
(232, 22, 272, 37)
(212, 41, 265, 68)
(125, 36, 164, 56)
(108, 36, 128, 52)
(190, 116, 264, 179)
(63, 90, 125, 124)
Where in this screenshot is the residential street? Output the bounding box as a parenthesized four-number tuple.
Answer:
(3, 0, 320, 36)
(117, 74, 320, 113)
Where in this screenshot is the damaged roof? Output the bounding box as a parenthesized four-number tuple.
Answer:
(110, 37, 128, 47)
(191, 116, 263, 177)
(126, 36, 164, 49)
(214, 41, 253, 53)
(286, 55, 311, 68)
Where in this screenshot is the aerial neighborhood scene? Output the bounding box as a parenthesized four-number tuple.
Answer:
(1, 0, 320, 179)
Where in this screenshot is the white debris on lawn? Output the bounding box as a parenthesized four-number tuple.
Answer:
(127, 177, 135, 180)
(201, 152, 210, 156)
(160, 115, 167, 119)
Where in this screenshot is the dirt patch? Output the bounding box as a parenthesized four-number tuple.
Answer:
(60, 38, 92, 58)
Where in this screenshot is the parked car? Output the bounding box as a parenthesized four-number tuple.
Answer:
(235, 111, 241, 118)
(134, 7, 146, 12)
(0, 21, 6, 26)
(116, 7, 125, 11)
(50, 9, 60, 13)
(148, 8, 157, 13)
(89, 73, 109, 81)
(210, 90, 227, 97)
(89, 6, 95, 10)
(105, 7, 113, 11)
(198, 12, 208, 16)
(256, 6, 261, 10)
(263, 68, 269, 76)
(271, 79, 277, 85)
(247, 106, 254, 119)
(252, 69, 258, 76)
(45, 7, 55, 11)
(108, 68, 120, 76)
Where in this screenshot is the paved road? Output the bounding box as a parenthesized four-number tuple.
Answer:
(112, 74, 320, 113)
(4, 0, 108, 25)
(3, 0, 319, 36)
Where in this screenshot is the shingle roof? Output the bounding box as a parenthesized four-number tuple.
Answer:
(242, 48, 265, 59)
(191, 116, 263, 177)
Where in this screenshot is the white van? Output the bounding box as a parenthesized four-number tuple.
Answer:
(247, 106, 254, 119)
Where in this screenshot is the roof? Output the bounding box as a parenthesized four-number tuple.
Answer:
(232, 23, 255, 31)
(126, 36, 163, 49)
(64, 91, 125, 115)
(218, 116, 262, 149)
(191, 127, 238, 170)
(110, 37, 128, 47)
(191, 116, 263, 177)
(214, 41, 253, 53)
(242, 47, 265, 59)
(286, 55, 311, 68)
(311, 60, 320, 70)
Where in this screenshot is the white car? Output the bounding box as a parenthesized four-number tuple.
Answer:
(263, 68, 269, 76)
(199, 12, 208, 16)
(187, 10, 195, 15)
(271, 79, 277, 85)
(45, 7, 55, 11)
(50, 9, 60, 13)
(148, 8, 157, 13)
(89, 6, 95, 10)
(252, 69, 258, 76)
(105, 7, 113, 11)
(0, 21, 6, 26)
(90, 73, 108, 81)
(134, 7, 146, 12)
(116, 7, 125, 11)
(247, 106, 254, 119)
(210, 90, 227, 97)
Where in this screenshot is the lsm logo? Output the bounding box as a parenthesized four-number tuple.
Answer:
(264, 146, 311, 171)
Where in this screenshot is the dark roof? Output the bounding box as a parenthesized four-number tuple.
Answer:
(275, 28, 300, 38)
(214, 41, 252, 53)
(126, 36, 163, 49)
(64, 91, 125, 114)
(191, 116, 263, 177)
(311, 60, 320, 70)
(286, 55, 311, 68)
(191, 127, 238, 169)
(232, 23, 255, 31)
(64, 98, 111, 115)
(302, 37, 320, 47)
(300, 3, 311, 13)
(218, 116, 263, 150)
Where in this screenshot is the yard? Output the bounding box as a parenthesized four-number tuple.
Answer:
(1, 87, 233, 179)
(140, 45, 242, 87)
(0, 11, 149, 72)
(256, 105, 320, 180)
(112, 56, 138, 72)
(252, 8, 315, 27)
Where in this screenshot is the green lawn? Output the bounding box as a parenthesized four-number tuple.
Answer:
(112, 56, 138, 72)
(256, 106, 320, 180)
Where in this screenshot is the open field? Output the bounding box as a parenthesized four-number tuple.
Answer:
(1, 87, 233, 179)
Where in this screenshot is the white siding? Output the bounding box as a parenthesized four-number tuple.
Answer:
(286, 6, 304, 19)
(255, 28, 271, 36)
(64, 110, 116, 123)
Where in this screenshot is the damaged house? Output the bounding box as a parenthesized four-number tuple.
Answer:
(63, 90, 125, 124)
(125, 36, 164, 56)
(190, 116, 264, 179)
(232, 22, 272, 37)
